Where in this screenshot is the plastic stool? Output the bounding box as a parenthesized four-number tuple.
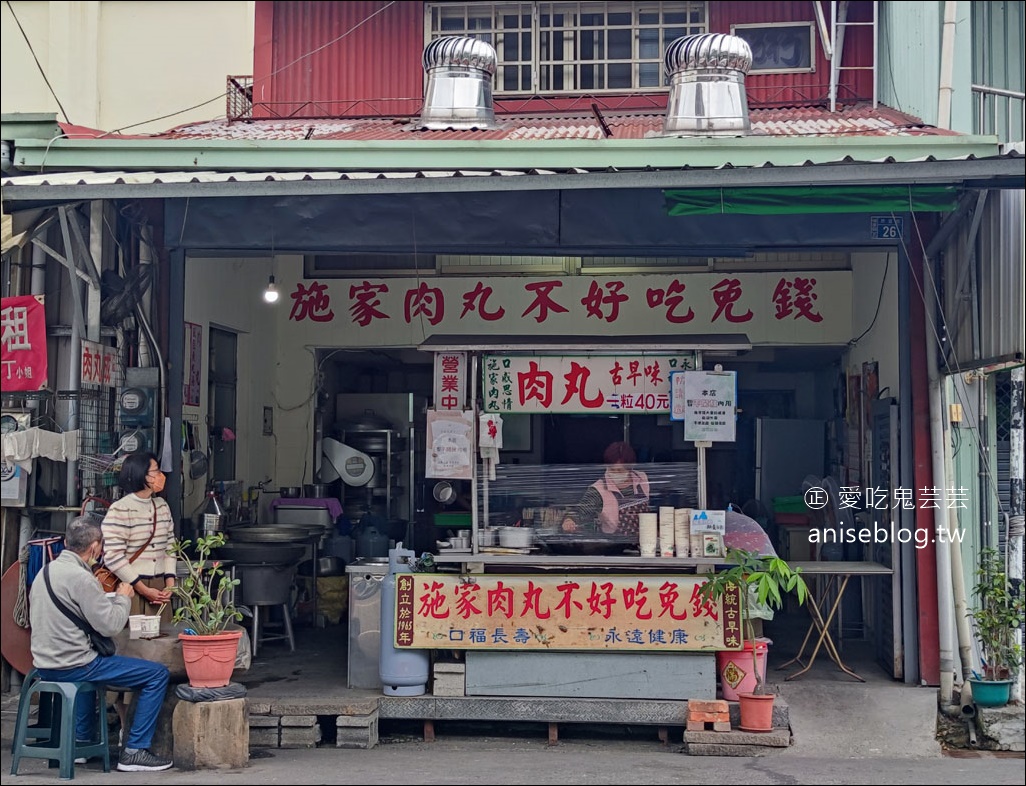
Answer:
(249, 603, 295, 658)
(10, 671, 110, 780)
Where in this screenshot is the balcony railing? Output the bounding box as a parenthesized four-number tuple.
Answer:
(972, 84, 1025, 144)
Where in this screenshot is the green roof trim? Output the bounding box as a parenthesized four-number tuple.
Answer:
(7, 133, 1006, 173)
(664, 185, 961, 215)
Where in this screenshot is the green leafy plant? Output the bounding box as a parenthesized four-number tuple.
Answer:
(169, 532, 242, 636)
(699, 547, 808, 695)
(969, 547, 1024, 681)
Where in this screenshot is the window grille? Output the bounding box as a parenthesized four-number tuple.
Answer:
(427, 2, 707, 95)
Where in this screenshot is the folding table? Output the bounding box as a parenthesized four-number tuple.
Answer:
(777, 561, 893, 682)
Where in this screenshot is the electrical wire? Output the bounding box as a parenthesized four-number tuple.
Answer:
(899, 205, 1008, 518)
(4, 1, 72, 125)
(848, 251, 891, 348)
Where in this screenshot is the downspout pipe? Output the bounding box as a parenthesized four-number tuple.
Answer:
(938, 2, 957, 129)
(925, 252, 956, 704)
(945, 378, 974, 686)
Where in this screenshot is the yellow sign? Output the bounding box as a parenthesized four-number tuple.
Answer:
(394, 574, 742, 651)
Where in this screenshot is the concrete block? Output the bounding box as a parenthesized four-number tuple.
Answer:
(248, 714, 281, 728)
(433, 672, 466, 697)
(976, 706, 1026, 752)
(172, 699, 249, 770)
(280, 725, 321, 748)
(249, 727, 280, 747)
(684, 728, 790, 747)
(281, 713, 318, 727)
(434, 662, 466, 674)
(337, 713, 379, 749)
(247, 700, 272, 714)
(336, 710, 379, 728)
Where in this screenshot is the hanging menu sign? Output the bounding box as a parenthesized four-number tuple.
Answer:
(483, 353, 697, 414)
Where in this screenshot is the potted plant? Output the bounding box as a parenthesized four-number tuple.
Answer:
(169, 532, 245, 688)
(967, 547, 1024, 707)
(699, 547, 808, 731)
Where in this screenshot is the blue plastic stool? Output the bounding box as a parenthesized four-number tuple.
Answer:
(10, 669, 110, 780)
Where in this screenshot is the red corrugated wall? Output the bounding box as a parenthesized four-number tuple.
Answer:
(252, 1, 875, 118)
(253, 1, 424, 118)
(711, 1, 875, 106)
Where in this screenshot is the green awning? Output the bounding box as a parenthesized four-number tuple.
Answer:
(664, 185, 960, 216)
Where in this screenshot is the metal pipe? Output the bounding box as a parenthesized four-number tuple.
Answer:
(1009, 366, 1024, 703)
(926, 251, 956, 701)
(938, 2, 957, 128)
(945, 385, 974, 683)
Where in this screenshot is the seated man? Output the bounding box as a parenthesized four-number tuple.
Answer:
(29, 515, 173, 772)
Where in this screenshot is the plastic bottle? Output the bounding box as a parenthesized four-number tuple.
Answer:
(194, 490, 225, 536)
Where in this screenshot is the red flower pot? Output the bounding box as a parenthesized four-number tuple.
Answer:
(179, 629, 243, 688)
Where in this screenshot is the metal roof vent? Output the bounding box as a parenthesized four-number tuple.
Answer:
(420, 36, 498, 130)
(662, 33, 753, 136)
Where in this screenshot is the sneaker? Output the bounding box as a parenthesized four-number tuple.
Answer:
(117, 748, 172, 772)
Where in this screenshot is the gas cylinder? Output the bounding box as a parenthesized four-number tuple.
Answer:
(379, 543, 429, 696)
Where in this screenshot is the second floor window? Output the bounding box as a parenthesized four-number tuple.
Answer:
(427, 2, 708, 95)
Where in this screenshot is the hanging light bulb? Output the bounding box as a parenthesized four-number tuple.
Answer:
(263, 275, 280, 304)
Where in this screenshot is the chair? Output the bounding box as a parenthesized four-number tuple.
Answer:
(10, 669, 110, 780)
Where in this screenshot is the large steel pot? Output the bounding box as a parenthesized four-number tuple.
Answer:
(214, 542, 305, 566)
(229, 525, 318, 543)
(237, 562, 298, 605)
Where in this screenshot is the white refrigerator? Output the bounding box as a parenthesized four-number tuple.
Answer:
(754, 417, 826, 508)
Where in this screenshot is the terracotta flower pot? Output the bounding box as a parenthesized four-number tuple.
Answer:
(179, 629, 243, 688)
(738, 692, 775, 732)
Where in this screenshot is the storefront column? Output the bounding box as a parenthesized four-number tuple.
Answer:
(167, 248, 185, 527)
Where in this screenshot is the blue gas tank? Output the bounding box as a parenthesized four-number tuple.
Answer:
(379, 543, 429, 696)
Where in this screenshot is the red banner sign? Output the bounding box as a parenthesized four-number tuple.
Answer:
(1, 295, 47, 391)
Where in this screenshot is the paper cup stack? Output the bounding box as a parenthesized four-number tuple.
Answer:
(674, 508, 691, 557)
(658, 507, 675, 557)
(638, 512, 658, 557)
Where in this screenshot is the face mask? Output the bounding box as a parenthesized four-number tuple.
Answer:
(148, 471, 166, 494)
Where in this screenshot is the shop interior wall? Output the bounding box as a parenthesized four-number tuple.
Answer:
(846, 251, 900, 401)
(183, 256, 277, 523)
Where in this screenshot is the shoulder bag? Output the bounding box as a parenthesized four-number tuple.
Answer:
(94, 498, 158, 593)
(42, 564, 117, 657)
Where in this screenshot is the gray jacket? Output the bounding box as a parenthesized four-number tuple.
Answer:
(28, 549, 131, 670)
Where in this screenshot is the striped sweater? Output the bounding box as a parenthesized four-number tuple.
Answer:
(100, 493, 177, 585)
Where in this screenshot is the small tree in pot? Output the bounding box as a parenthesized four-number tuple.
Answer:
(967, 547, 1024, 706)
(699, 548, 808, 729)
(169, 532, 245, 688)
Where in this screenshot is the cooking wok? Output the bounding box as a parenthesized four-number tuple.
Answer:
(534, 533, 635, 556)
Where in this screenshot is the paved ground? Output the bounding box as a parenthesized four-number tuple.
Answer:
(3, 615, 1023, 784)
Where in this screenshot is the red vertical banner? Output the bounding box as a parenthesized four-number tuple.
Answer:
(394, 573, 416, 647)
(1, 295, 47, 391)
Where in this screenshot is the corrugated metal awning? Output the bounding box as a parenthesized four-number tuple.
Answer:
(2, 152, 1022, 205)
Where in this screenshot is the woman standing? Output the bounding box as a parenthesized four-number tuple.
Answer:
(561, 441, 651, 538)
(101, 452, 176, 622)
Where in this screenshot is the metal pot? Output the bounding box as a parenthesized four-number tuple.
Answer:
(214, 542, 305, 566)
(279, 486, 302, 499)
(304, 483, 330, 498)
(237, 562, 298, 605)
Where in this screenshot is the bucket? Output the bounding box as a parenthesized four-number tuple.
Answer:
(968, 677, 1012, 708)
(717, 639, 768, 701)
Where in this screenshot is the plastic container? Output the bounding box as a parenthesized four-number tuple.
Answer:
(129, 615, 161, 640)
(433, 512, 472, 529)
(717, 639, 769, 701)
(771, 496, 809, 514)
